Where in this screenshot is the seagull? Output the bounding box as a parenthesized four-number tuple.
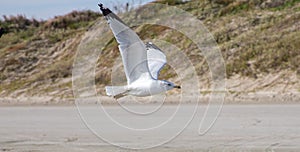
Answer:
(98, 3, 181, 99)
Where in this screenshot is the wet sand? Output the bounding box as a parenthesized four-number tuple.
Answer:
(0, 104, 300, 151)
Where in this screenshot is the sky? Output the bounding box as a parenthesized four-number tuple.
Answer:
(0, 0, 153, 20)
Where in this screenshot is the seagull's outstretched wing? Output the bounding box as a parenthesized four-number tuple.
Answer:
(99, 4, 152, 84)
(146, 42, 167, 80)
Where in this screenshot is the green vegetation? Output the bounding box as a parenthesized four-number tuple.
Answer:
(43, 10, 100, 30)
(269, 0, 300, 11)
(154, 0, 188, 5)
(0, 10, 101, 96)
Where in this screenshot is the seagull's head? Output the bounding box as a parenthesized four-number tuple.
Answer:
(160, 80, 181, 91)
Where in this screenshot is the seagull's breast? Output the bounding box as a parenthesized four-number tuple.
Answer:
(128, 79, 165, 97)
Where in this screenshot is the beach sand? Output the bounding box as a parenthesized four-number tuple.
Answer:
(0, 104, 300, 151)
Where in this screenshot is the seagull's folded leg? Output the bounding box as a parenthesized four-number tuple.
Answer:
(113, 91, 129, 99)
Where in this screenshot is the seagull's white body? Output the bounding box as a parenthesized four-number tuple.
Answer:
(128, 77, 166, 97)
(99, 4, 180, 99)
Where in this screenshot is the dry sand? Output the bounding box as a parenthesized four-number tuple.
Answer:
(0, 104, 300, 151)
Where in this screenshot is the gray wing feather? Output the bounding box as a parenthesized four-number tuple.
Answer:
(146, 42, 167, 79)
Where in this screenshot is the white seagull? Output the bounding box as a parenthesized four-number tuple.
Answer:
(98, 3, 181, 99)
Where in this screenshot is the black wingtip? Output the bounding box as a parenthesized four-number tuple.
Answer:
(98, 3, 112, 16)
(0, 27, 4, 38)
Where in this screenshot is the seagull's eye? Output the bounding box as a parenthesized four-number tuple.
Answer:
(167, 84, 171, 86)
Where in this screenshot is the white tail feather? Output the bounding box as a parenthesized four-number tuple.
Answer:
(105, 86, 128, 97)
